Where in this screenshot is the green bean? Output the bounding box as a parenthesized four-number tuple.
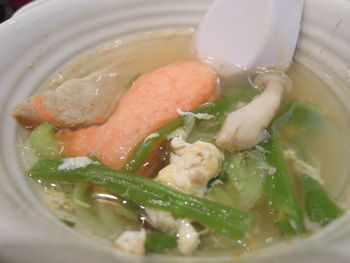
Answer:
(145, 232, 177, 253)
(275, 100, 342, 226)
(30, 159, 251, 240)
(264, 99, 343, 234)
(59, 218, 76, 228)
(123, 88, 257, 173)
(122, 117, 183, 173)
(300, 174, 342, 226)
(262, 125, 306, 236)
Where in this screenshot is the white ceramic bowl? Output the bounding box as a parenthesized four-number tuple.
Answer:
(1, 0, 350, 262)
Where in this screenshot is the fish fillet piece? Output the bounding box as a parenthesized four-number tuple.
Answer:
(57, 61, 218, 168)
(12, 68, 124, 128)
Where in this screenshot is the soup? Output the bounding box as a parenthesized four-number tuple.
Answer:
(14, 30, 350, 257)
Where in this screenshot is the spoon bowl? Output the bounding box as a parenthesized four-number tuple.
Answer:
(196, 0, 304, 74)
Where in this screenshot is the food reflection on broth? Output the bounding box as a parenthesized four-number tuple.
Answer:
(14, 29, 350, 257)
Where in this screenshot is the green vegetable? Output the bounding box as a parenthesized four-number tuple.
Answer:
(59, 218, 76, 228)
(276, 100, 322, 130)
(275, 100, 342, 226)
(145, 232, 177, 253)
(72, 184, 110, 235)
(73, 184, 139, 236)
(262, 125, 306, 236)
(263, 99, 342, 234)
(30, 159, 251, 240)
(30, 123, 61, 158)
(206, 150, 267, 211)
(96, 201, 137, 236)
(300, 175, 342, 226)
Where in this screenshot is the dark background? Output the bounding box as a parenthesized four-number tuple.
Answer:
(0, 0, 33, 22)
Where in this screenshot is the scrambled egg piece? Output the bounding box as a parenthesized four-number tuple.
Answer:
(156, 138, 223, 197)
(58, 156, 98, 171)
(146, 209, 179, 235)
(146, 136, 223, 255)
(146, 209, 199, 255)
(177, 219, 200, 255)
(114, 229, 146, 255)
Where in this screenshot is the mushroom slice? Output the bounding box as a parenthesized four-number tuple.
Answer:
(216, 70, 291, 151)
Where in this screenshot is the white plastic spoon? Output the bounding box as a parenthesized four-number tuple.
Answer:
(196, 0, 304, 74)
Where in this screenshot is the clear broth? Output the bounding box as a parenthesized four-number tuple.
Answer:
(18, 29, 350, 257)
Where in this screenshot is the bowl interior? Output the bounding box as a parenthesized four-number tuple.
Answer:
(1, 0, 350, 262)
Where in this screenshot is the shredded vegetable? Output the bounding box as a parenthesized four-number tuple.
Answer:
(30, 123, 61, 158)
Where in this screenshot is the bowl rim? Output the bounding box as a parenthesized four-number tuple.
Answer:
(1, 0, 350, 262)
